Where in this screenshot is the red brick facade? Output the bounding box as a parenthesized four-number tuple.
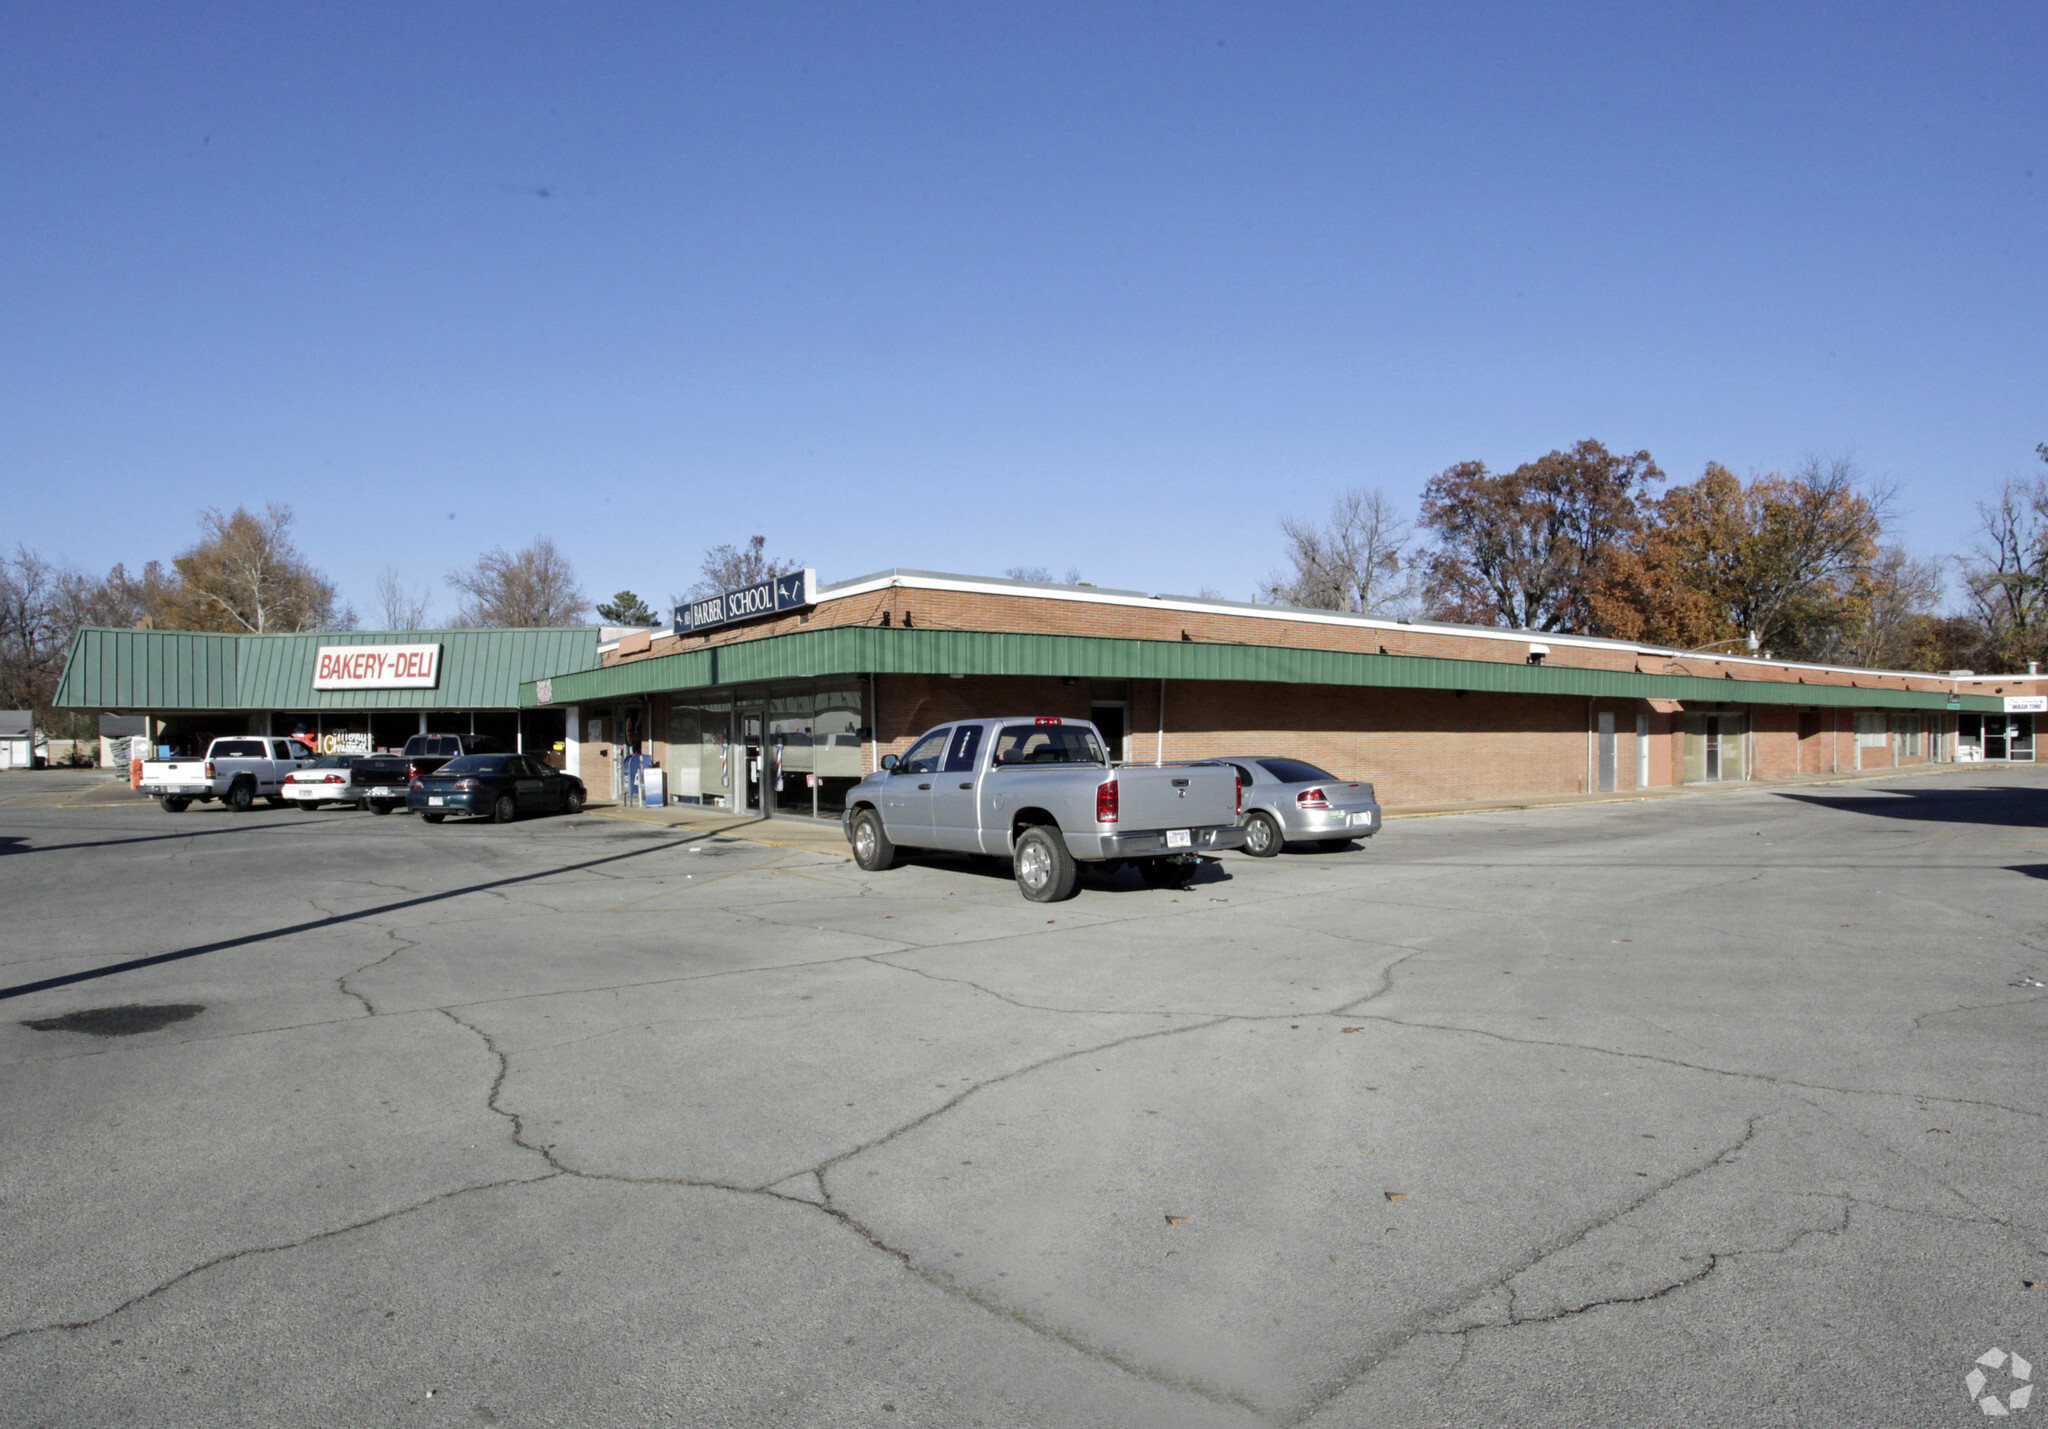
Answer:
(569, 573, 2033, 808)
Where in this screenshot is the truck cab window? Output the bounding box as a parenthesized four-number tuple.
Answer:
(942, 724, 984, 773)
(994, 727, 1105, 766)
(899, 729, 949, 774)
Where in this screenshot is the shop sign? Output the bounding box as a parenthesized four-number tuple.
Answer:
(673, 569, 816, 636)
(2004, 695, 2047, 714)
(319, 731, 371, 755)
(312, 643, 443, 690)
(536, 678, 554, 706)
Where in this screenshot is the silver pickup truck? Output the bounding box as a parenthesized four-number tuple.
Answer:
(842, 717, 1247, 902)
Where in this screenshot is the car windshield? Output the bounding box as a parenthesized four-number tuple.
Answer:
(439, 756, 506, 775)
(308, 756, 356, 770)
(1256, 758, 1336, 784)
(993, 725, 1106, 766)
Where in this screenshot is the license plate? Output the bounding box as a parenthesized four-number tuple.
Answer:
(1165, 829, 1192, 849)
(371, 787, 394, 797)
(1352, 811, 1375, 825)
(428, 796, 445, 806)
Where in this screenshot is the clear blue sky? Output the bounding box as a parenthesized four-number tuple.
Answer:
(5, 2, 2043, 622)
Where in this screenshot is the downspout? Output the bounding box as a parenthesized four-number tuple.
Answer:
(1157, 679, 1166, 764)
(869, 674, 879, 773)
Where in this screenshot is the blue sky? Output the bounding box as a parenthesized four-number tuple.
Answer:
(4, 2, 2043, 623)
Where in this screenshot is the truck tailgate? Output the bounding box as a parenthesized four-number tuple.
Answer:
(143, 761, 207, 782)
(1114, 766, 1238, 830)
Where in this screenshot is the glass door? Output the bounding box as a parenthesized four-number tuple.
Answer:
(1986, 717, 2010, 761)
(742, 706, 764, 812)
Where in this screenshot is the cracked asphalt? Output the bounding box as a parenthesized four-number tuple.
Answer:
(2, 768, 2045, 1427)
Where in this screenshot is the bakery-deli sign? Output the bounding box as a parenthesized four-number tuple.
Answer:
(312, 643, 444, 690)
(672, 569, 816, 636)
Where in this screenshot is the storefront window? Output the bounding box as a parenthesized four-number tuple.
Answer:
(813, 680, 864, 816)
(770, 687, 812, 813)
(664, 696, 732, 807)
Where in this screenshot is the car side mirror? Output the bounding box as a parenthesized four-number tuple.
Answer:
(880, 753, 899, 771)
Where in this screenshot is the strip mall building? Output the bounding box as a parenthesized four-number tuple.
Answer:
(58, 568, 2046, 817)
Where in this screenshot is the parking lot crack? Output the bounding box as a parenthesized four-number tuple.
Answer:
(0, 1172, 560, 1348)
(1344, 1012, 2046, 1121)
(1287, 1117, 1764, 1424)
(337, 927, 419, 1016)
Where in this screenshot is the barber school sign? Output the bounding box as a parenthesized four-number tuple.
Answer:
(672, 570, 816, 636)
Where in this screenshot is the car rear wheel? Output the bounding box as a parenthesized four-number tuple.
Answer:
(491, 794, 517, 824)
(1242, 810, 1283, 857)
(159, 797, 191, 813)
(850, 809, 898, 871)
(223, 781, 254, 813)
(1013, 825, 1078, 903)
(421, 813, 446, 824)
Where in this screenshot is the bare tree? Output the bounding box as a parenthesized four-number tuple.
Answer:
(1259, 487, 1417, 616)
(448, 538, 589, 627)
(1961, 471, 2048, 670)
(373, 566, 433, 631)
(168, 505, 342, 632)
(687, 536, 802, 600)
(1836, 546, 1947, 668)
(1002, 566, 1083, 584)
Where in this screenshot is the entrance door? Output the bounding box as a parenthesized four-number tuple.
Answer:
(742, 707, 764, 813)
(1597, 712, 1616, 793)
(1090, 703, 1128, 764)
(1683, 714, 1746, 782)
(1985, 715, 2035, 762)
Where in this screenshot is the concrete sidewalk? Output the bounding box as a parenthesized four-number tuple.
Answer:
(585, 757, 2019, 856)
(587, 799, 858, 857)
(1384, 757, 2012, 820)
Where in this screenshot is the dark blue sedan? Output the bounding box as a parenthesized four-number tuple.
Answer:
(409, 754, 587, 824)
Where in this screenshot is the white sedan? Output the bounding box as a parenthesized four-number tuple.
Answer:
(280, 755, 369, 810)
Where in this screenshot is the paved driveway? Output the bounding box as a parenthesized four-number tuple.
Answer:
(2, 772, 2044, 1426)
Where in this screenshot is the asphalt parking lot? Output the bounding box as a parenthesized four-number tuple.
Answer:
(2, 769, 2045, 1427)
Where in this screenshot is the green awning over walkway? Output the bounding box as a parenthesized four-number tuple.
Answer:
(521, 626, 1994, 714)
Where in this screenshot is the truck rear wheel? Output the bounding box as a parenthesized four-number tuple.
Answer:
(1013, 825, 1078, 903)
(367, 800, 395, 815)
(160, 797, 191, 813)
(223, 781, 254, 813)
(850, 809, 899, 871)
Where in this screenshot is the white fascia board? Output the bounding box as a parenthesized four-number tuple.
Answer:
(806, 567, 1990, 687)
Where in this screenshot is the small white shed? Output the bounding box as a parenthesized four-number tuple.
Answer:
(0, 711, 35, 769)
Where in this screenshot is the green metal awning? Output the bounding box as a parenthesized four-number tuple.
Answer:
(519, 626, 1998, 713)
(56, 626, 603, 712)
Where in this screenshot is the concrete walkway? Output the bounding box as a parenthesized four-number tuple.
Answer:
(583, 757, 2019, 855)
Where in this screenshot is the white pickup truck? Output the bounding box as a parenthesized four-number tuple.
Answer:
(843, 716, 1248, 901)
(140, 737, 318, 813)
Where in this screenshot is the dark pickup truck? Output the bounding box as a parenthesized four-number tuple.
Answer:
(352, 734, 506, 815)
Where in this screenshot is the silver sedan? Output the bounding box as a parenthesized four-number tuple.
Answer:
(1198, 756, 1382, 857)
